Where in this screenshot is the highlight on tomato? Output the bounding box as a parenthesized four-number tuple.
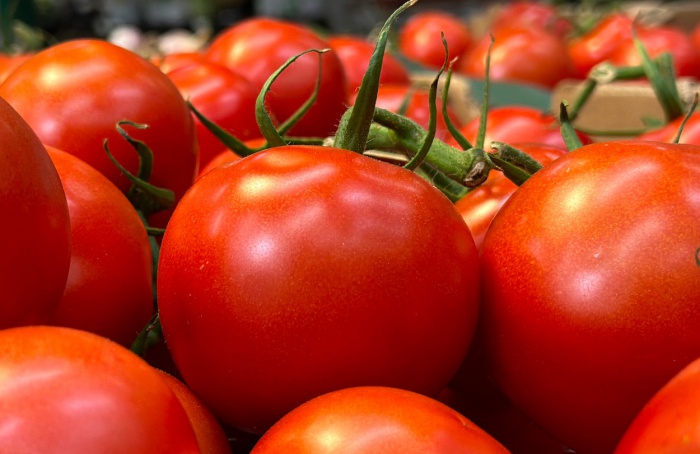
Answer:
(397, 10, 473, 69)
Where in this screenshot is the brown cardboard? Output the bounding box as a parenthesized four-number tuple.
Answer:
(620, 1, 700, 32)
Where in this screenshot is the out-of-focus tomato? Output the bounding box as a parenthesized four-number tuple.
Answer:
(158, 145, 480, 434)
(0, 326, 200, 453)
(490, 1, 571, 38)
(398, 10, 472, 69)
(167, 60, 261, 169)
(637, 112, 700, 145)
(205, 18, 346, 138)
(454, 142, 566, 249)
(614, 356, 700, 453)
(46, 146, 154, 347)
(692, 23, 700, 51)
(0, 96, 70, 329)
(479, 140, 700, 454)
(252, 386, 511, 453)
(0, 39, 198, 227)
(458, 26, 572, 89)
(349, 83, 464, 140)
(153, 51, 208, 74)
(156, 370, 232, 454)
(327, 34, 410, 101)
(567, 13, 634, 79)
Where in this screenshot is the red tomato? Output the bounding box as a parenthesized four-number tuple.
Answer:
(252, 386, 510, 453)
(448, 105, 591, 150)
(0, 52, 32, 84)
(0, 39, 198, 226)
(454, 142, 566, 249)
(398, 10, 472, 69)
(0, 326, 200, 453)
(458, 26, 572, 89)
(614, 356, 700, 453)
(349, 83, 463, 140)
(327, 34, 410, 101)
(46, 146, 154, 347)
(490, 1, 571, 39)
(196, 137, 267, 179)
(0, 96, 70, 329)
(205, 18, 346, 138)
(153, 51, 208, 74)
(638, 112, 700, 145)
(608, 25, 700, 79)
(158, 145, 480, 434)
(567, 13, 634, 79)
(167, 60, 261, 169)
(692, 23, 700, 51)
(156, 370, 232, 454)
(479, 140, 700, 453)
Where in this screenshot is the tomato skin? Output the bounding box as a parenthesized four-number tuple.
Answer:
(46, 146, 154, 347)
(0, 39, 198, 226)
(252, 386, 510, 454)
(166, 60, 261, 169)
(479, 140, 700, 454)
(205, 18, 347, 138)
(490, 2, 571, 39)
(458, 26, 572, 90)
(614, 356, 700, 453)
(153, 51, 208, 74)
(398, 11, 472, 69)
(0, 97, 70, 329)
(327, 34, 410, 101)
(567, 13, 634, 79)
(0, 326, 200, 453)
(638, 113, 700, 145)
(158, 145, 480, 434)
(454, 143, 566, 249)
(0, 52, 32, 84)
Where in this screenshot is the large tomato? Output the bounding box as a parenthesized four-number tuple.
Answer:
(0, 326, 200, 453)
(327, 34, 410, 101)
(158, 145, 480, 434)
(398, 10, 473, 69)
(614, 356, 700, 453)
(489, 1, 571, 39)
(479, 140, 700, 453)
(0, 96, 70, 329)
(252, 386, 510, 453)
(46, 146, 154, 347)
(637, 112, 700, 145)
(567, 13, 634, 79)
(205, 18, 347, 138)
(166, 60, 261, 169)
(0, 39, 198, 226)
(457, 26, 572, 89)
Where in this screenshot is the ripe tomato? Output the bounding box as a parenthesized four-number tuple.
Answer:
(0, 326, 200, 453)
(458, 26, 572, 89)
(252, 386, 510, 453)
(349, 83, 463, 140)
(156, 370, 232, 454)
(153, 51, 208, 74)
(490, 1, 571, 39)
(567, 13, 634, 79)
(0, 52, 32, 84)
(479, 140, 700, 453)
(0, 39, 198, 226)
(398, 10, 472, 69)
(205, 18, 347, 138)
(166, 60, 261, 169)
(614, 356, 700, 453)
(158, 145, 480, 434)
(0, 97, 70, 329)
(454, 142, 566, 249)
(46, 146, 154, 347)
(637, 113, 700, 145)
(327, 34, 410, 101)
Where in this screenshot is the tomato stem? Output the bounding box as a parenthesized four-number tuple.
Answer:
(187, 100, 257, 157)
(673, 93, 699, 144)
(442, 59, 471, 150)
(559, 101, 584, 151)
(475, 35, 495, 151)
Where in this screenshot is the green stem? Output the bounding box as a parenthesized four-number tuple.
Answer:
(442, 60, 472, 150)
(673, 93, 699, 144)
(475, 35, 495, 150)
(188, 100, 257, 157)
(559, 102, 584, 151)
(130, 313, 163, 358)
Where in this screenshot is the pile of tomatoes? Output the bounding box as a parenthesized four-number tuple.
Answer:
(1, 1, 700, 453)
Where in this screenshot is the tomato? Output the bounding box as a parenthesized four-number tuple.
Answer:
(166, 60, 261, 169)
(0, 326, 200, 453)
(156, 370, 232, 454)
(46, 146, 154, 347)
(479, 140, 700, 453)
(637, 112, 700, 145)
(614, 356, 700, 453)
(0, 52, 32, 84)
(327, 34, 410, 101)
(153, 51, 208, 74)
(454, 142, 566, 249)
(608, 25, 700, 79)
(0, 39, 198, 227)
(205, 18, 346, 138)
(692, 23, 700, 52)
(0, 96, 70, 329)
(349, 83, 463, 141)
(158, 145, 480, 434)
(567, 13, 634, 79)
(458, 26, 572, 90)
(252, 386, 510, 453)
(398, 10, 472, 69)
(490, 1, 571, 39)
(448, 105, 591, 151)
